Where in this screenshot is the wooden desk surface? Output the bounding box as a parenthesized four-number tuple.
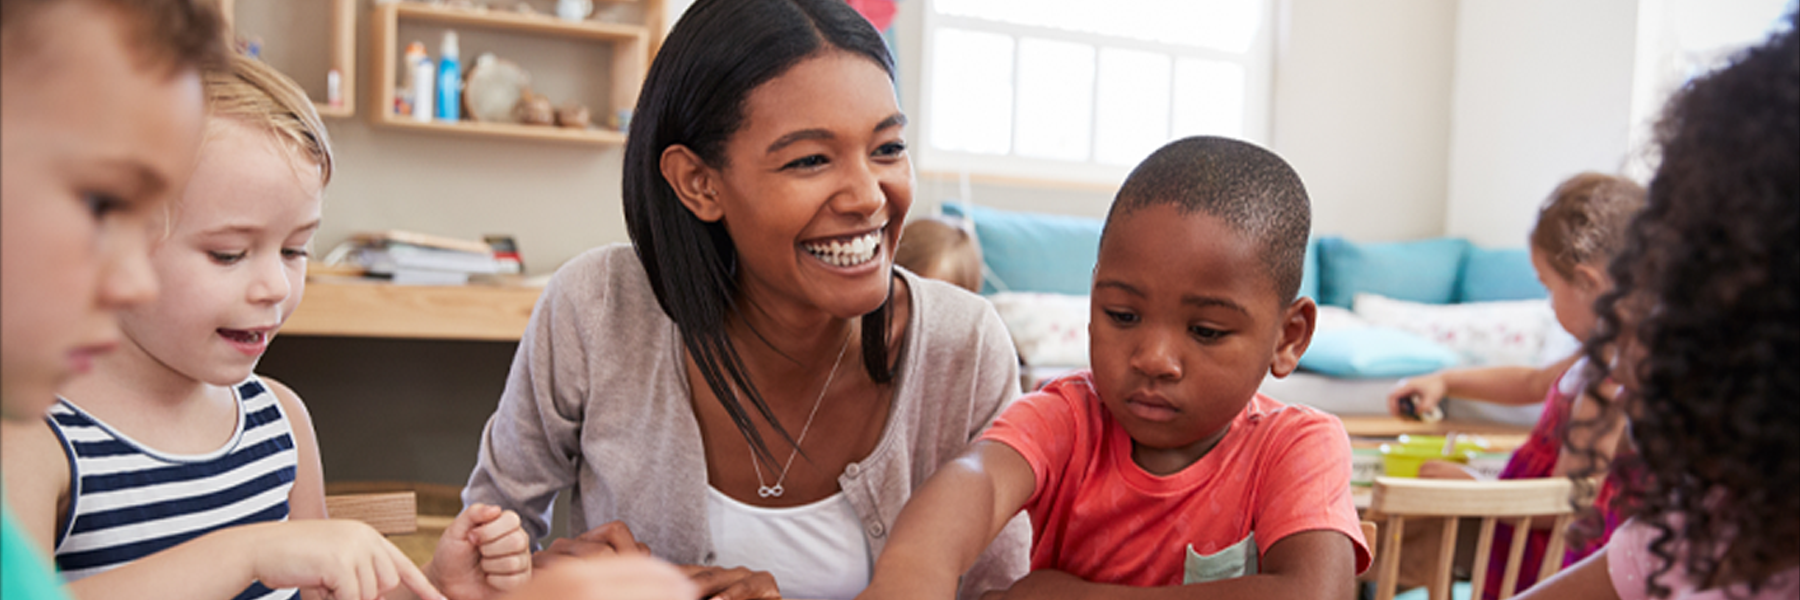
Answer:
(284, 279, 543, 341)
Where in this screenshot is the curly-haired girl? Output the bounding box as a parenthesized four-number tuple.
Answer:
(1517, 12, 1798, 600)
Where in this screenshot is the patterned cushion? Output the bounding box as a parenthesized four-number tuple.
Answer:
(1352, 293, 1556, 367)
(988, 292, 1090, 367)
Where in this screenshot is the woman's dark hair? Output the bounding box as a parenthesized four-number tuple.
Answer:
(621, 0, 899, 465)
(1568, 13, 1798, 598)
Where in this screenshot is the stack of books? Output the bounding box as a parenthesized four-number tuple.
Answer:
(348, 230, 503, 285)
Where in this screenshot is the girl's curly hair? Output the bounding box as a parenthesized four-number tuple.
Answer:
(1568, 13, 1799, 599)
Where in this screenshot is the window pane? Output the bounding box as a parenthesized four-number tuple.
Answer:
(1014, 38, 1095, 161)
(934, 0, 1263, 53)
(929, 28, 1015, 155)
(1094, 47, 1170, 166)
(1172, 58, 1245, 139)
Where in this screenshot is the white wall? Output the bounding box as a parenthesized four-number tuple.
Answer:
(1444, 0, 1641, 248)
(1270, 0, 1458, 242)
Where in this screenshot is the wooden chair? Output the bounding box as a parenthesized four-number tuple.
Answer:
(1367, 477, 1574, 600)
(324, 491, 418, 536)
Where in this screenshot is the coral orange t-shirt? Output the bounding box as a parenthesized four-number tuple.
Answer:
(981, 371, 1371, 586)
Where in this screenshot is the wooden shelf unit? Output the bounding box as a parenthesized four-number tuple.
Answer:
(284, 280, 542, 341)
(219, 0, 358, 119)
(368, 2, 653, 146)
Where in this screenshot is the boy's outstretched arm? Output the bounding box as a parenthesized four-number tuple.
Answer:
(859, 440, 1039, 600)
(981, 530, 1358, 600)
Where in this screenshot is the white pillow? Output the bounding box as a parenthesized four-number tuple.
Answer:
(1351, 293, 1556, 367)
(987, 292, 1090, 367)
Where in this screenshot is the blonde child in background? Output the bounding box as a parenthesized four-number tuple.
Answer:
(1383, 172, 1644, 596)
(2, 0, 221, 596)
(894, 216, 983, 293)
(2, 53, 531, 600)
(859, 136, 1368, 600)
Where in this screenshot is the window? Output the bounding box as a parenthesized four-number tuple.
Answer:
(919, 0, 1273, 184)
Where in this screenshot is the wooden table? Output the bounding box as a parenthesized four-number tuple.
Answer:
(284, 279, 543, 341)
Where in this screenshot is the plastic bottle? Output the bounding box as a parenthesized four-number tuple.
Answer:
(405, 41, 432, 122)
(436, 30, 462, 122)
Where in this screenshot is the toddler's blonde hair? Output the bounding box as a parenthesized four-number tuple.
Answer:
(203, 52, 333, 186)
(1529, 172, 1645, 280)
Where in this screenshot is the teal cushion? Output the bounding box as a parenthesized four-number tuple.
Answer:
(1298, 235, 1320, 301)
(1316, 237, 1470, 308)
(1458, 246, 1547, 302)
(942, 203, 1102, 295)
(1393, 581, 1472, 600)
(1298, 327, 1461, 378)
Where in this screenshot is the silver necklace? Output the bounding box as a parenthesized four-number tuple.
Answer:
(745, 332, 851, 498)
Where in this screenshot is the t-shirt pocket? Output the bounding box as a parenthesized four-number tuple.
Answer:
(1184, 533, 1259, 584)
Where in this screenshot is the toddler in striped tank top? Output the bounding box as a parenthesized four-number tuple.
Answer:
(2, 52, 531, 600)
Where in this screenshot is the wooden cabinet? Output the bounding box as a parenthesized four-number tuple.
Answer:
(368, 2, 661, 146)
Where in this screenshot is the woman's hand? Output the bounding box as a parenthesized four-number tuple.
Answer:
(1387, 375, 1449, 419)
(535, 521, 653, 570)
(679, 565, 781, 600)
(425, 503, 533, 600)
(247, 519, 445, 600)
(500, 555, 696, 600)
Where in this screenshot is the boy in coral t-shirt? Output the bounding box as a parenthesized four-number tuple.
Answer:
(857, 136, 1370, 600)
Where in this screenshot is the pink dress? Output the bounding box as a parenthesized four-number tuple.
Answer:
(1608, 518, 1800, 600)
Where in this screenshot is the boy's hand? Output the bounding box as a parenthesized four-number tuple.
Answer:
(679, 565, 781, 600)
(427, 503, 533, 600)
(1387, 375, 1448, 419)
(248, 519, 445, 600)
(535, 520, 652, 570)
(500, 555, 696, 600)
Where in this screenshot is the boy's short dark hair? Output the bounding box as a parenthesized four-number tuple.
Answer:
(1104, 136, 1312, 302)
(2, 0, 226, 74)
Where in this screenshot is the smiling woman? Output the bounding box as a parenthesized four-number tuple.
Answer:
(460, 0, 1030, 599)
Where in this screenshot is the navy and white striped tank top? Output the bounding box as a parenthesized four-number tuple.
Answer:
(47, 377, 300, 600)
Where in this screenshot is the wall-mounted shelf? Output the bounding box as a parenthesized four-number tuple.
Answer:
(219, 0, 357, 118)
(368, 2, 653, 146)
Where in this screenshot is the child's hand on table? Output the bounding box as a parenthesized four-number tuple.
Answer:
(1387, 375, 1449, 419)
(425, 503, 533, 600)
(977, 569, 1083, 600)
(247, 519, 446, 600)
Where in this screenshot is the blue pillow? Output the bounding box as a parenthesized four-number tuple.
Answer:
(1299, 327, 1461, 378)
(1298, 235, 1320, 302)
(941, 203, 1102, 295)
(1458, 246, 1547, 302)
(1315, 236, 1469, 308)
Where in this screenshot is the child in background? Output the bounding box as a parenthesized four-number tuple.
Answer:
(894, 216, 983, 293)
(2, 0, 222, 597)
(1518, 16, 1797, 600)
(1384, 172, 1643, 596)
(858, 136, 1368, 599)
(1, 53, 528, 600)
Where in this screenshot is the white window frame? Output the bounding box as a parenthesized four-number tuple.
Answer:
(915, 0, 1275, 186)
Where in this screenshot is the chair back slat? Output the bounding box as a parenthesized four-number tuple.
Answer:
(1375, 514, 1407, 600)
(1498, 516, 1532, 599)
(1430, 516, 1458, 600)
(1538, 514, 1575, 582)
(1468, 517, 1499, 600)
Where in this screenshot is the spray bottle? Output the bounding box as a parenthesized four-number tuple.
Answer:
(436, 30, 462, 122)
(405, 41, 432, 121)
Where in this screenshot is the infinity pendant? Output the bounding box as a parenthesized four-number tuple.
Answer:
(758, 484, 784, 498)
